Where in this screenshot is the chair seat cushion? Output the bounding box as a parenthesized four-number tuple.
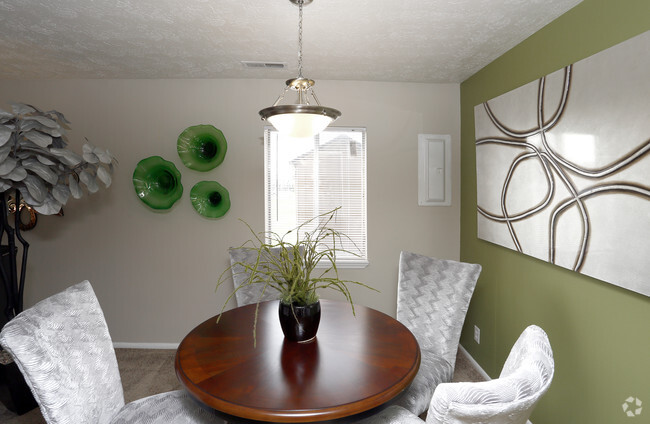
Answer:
(110, 390, 225, 424)
(390, 351, 453, 416)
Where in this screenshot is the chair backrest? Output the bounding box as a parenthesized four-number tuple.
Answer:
(397, 251, 481, 367)
(0, 281, 125, 424)
(426, 325, 555, 424)
(229, 247, 280, 307)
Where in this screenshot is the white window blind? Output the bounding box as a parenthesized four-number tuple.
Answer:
(264, 127, 368, 267)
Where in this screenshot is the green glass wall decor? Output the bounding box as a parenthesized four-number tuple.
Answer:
(190, 181, 230, 218)
(133, 156, 183, 210)
(177, 125, 227, 171)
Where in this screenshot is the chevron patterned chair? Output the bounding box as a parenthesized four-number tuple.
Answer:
(229, 247, 282, 307)
(356, 325, 554, 424)
(0, 281, 225, 424)
(391, 251, 482, 417)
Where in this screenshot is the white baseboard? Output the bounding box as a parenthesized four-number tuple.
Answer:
(458, 344, 491, 380)
(458, 344, 533, 424)
(113, 342, 179, 349)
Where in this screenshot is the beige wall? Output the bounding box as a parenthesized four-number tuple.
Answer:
(0, 78, 460, 344)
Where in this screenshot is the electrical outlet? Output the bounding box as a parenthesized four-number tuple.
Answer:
(474, 325, 480, 344)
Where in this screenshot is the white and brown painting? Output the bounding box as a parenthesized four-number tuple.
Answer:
(474, 31, 650, 297)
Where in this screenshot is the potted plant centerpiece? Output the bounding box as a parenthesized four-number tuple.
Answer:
(216, 208, 375, 344)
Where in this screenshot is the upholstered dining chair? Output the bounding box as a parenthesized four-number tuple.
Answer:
(356, 325, 554, 424)
(229, 246, 282, 307)
(0, 281, 225, 424)
(392, 251, 482, 416)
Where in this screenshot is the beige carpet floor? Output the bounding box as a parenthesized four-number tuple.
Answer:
(1, 347, 485, 424)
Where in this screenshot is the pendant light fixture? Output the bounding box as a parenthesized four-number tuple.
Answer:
(259, 0, 341, 138)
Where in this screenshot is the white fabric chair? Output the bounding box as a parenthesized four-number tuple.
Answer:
(228, 247, 282, 307)
(357, 325, 555, 424)
(391, 251, 482, 416)
(0, 281, 225, 424)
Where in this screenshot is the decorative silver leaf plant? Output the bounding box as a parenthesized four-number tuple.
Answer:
(0, 103, 116, 215)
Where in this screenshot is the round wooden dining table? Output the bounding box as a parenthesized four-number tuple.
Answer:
(175, 300, 420, 423)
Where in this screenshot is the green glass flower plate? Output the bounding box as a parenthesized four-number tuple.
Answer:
(177, 125, 227, 171)
(132, 156, 183, 210)
(190, 181, 230, 218)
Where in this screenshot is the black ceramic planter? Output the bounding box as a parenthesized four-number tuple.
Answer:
(278, 301, 321, 343)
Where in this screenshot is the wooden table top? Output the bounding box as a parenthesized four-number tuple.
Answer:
(175, 300, 420, 423)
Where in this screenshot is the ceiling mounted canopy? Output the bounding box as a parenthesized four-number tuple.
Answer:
(258, 0, 341, 138)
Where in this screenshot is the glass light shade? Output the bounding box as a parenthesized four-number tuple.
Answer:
(260, 104, 341, 138)
(268, 113, 333, 138)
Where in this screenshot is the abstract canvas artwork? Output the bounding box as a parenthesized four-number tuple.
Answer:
(474, 31, 650, 297)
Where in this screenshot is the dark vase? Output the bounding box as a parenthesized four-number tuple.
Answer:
(278, 300, 321, 343)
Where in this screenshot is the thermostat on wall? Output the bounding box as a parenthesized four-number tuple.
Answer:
(418, 134, 451, 206)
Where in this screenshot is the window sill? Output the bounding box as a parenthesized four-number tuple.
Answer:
(316, 259, 369, 269)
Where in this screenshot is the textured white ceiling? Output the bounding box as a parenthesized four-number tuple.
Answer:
(0, 0, 582, 83)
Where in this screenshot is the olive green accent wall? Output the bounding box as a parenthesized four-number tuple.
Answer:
(459, 0, 650, 423)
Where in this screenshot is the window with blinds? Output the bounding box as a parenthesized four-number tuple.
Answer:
(264, 127, 368, 267)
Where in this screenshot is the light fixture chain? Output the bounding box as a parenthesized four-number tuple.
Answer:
(297, 0, 304, 78)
